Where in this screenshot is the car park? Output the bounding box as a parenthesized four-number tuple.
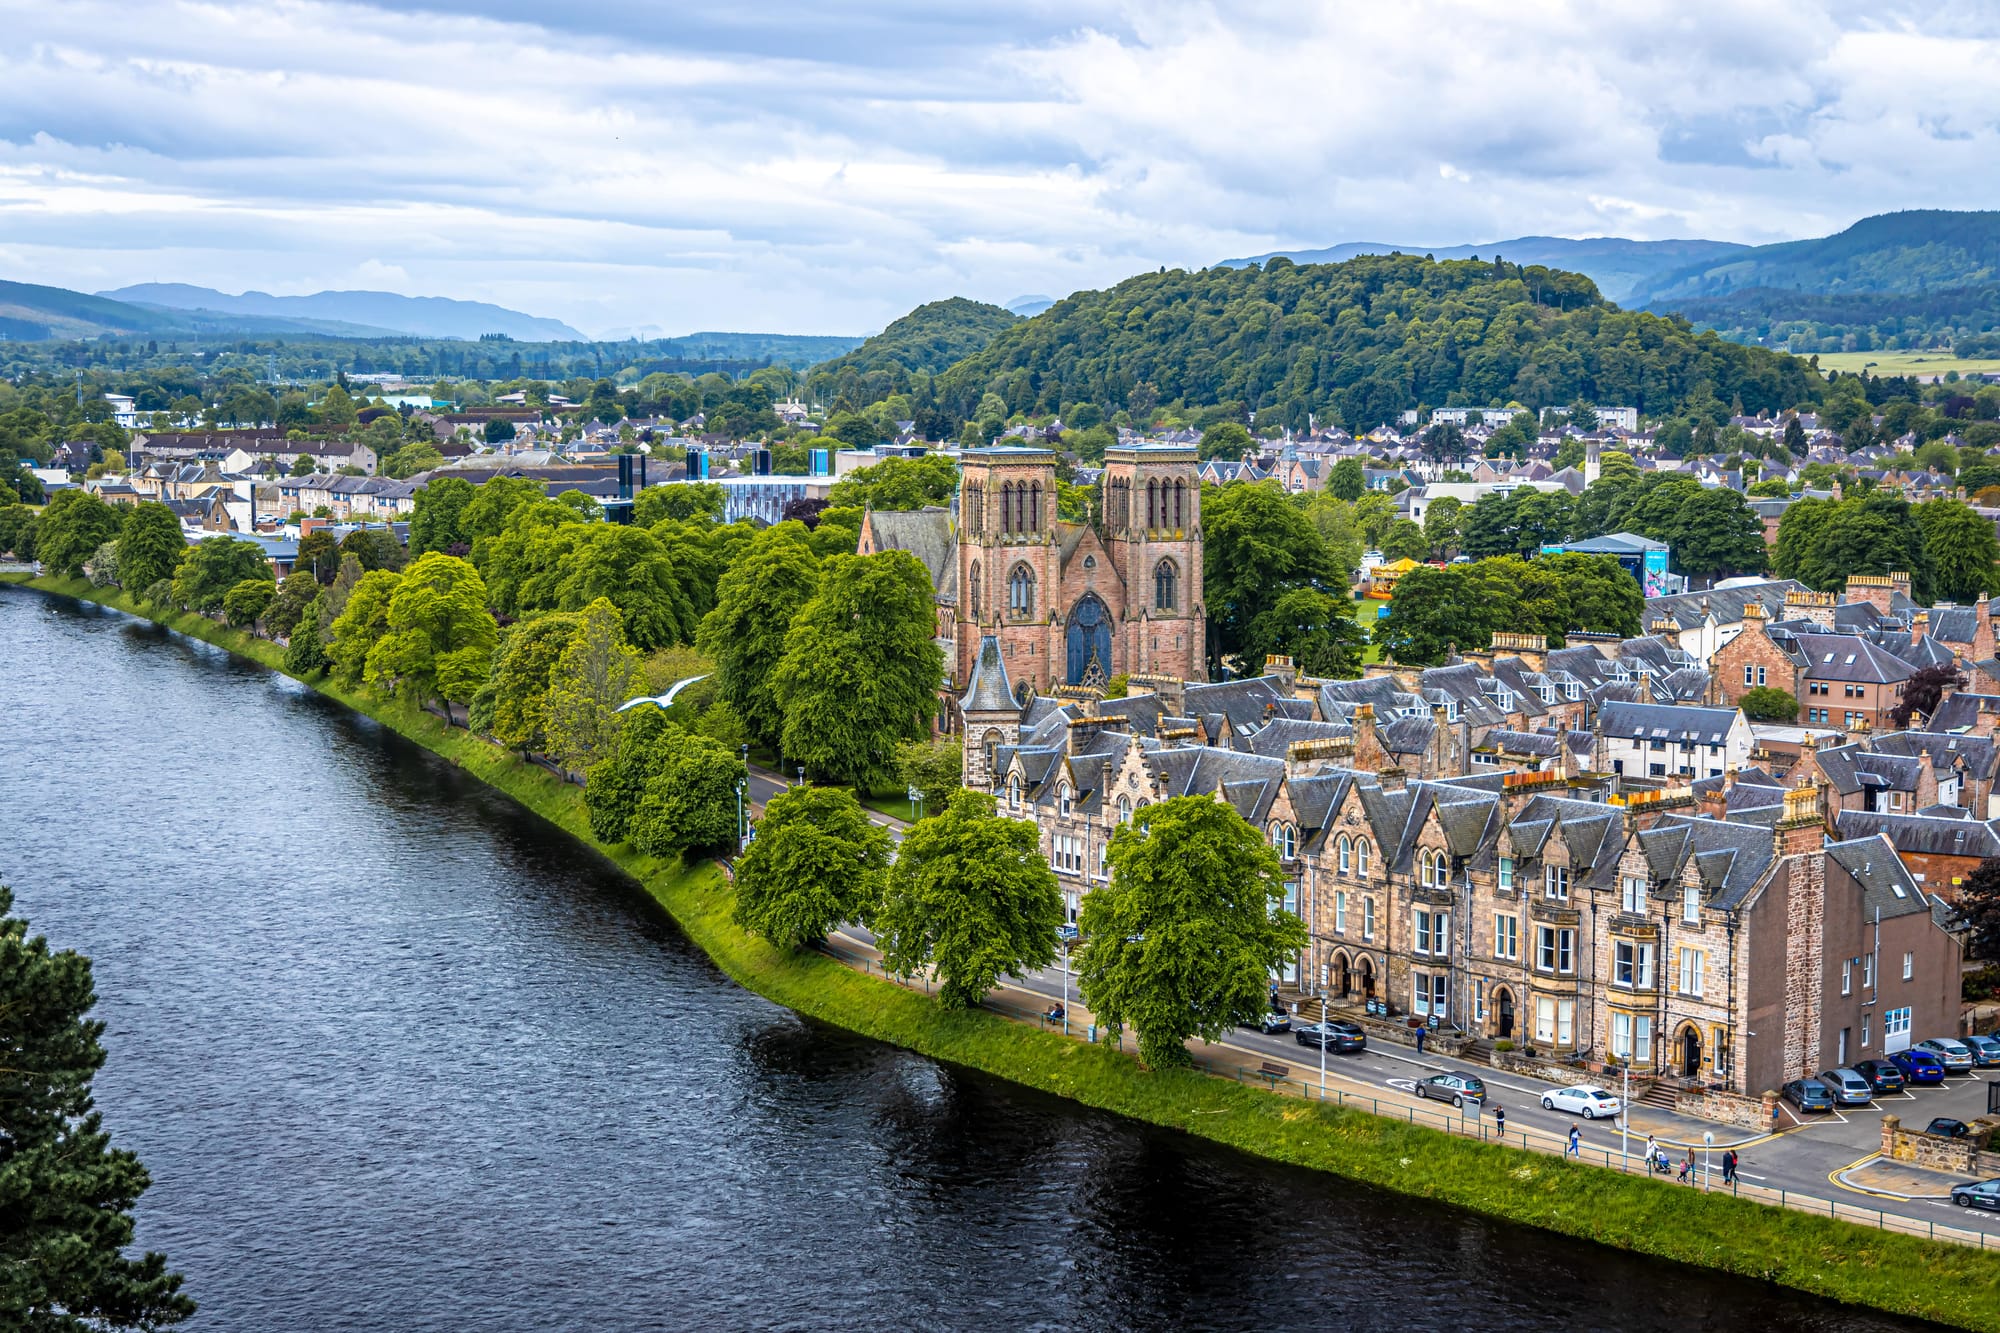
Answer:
(1888, 1048, 1948, 1084)
(1413, 1071, 1485, 1107)
(1540, 1085, 1621, 1119)
(1782, 1078, 1836, 1112)
(1293, 1019, 1365, 1052)
(1817, 1068, 1874, 1106)
(1244, 1011, 1291, 1035)
(1926, 1118, 1972, 1139)
(1851, 1059, 1906, 1093)
(1963, 1034, 2000, 1067)
(1915, 1038, 1975, 1074)
(1950, 1179, 2000, 1211)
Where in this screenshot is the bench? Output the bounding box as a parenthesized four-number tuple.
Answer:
(1256, 1061, 1290, 1090)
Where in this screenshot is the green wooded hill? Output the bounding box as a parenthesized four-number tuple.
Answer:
(1637, 210, 2000, 305)
(1665, 281, 2000, 358)
(806, 298, 1018, 399)
(931, 253, 1819, 432)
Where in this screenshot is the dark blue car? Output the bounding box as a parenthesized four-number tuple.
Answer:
(1889, 1048, 1948, 1084)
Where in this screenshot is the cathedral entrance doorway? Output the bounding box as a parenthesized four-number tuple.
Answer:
(1065, 593, 1113, 687)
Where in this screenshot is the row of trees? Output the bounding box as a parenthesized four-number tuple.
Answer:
(1772, 494, 2000, 605)
(1376, 553, 1644, 666)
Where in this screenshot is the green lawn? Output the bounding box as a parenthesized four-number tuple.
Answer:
(14, 569, 2000, 1331)
(1814, 349, 2000, 380)
(1348, 595, 1387, 665)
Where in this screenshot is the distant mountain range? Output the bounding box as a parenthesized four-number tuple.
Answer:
(0, 280, 420, 341)
(1222, 237, 1749, 304)
(100, 283, 586, 341)
(1624, 210, 2000, 306)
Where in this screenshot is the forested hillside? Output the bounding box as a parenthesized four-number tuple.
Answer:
(1637, 211, 2000, 305)
(1666, 282, 2000, 358)
(932, 254, 1819, 433)
(805, 298, 1017, 406)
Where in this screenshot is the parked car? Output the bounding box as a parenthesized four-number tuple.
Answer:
(1889, 1047, 1949, 1084)
(1782, 1078, 1836, 1112)
(1963, 1034, 2000, 1067)
(1915, 1038, 1976, 1073)
(1244, 1010, 1291, 1035)
(1294, 1019, 1365, 1052)
(1540, 1085, 1621, 1119)
(1817, 1068, 1874, 1106)
(1413, 1071, 1484, 1107)
(1852, 1059, 1906, 1093)
(1950, 1178, 2000, 1211)
(1926, 1118, 1972, 1139)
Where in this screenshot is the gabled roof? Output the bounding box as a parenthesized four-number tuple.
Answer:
(960, 636, 1019, 715)
(1825, 835, 1934, 919)
(1598, 701, 1739, 745)
(1833, 810, 2000, 859)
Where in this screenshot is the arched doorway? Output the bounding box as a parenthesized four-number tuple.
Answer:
(1065, 593, 1113, 686)
(1492, 986, 1516, 1040)
(1679, 1024, 1702, 1078)
(1357, 955, 1376, 999)
(1332, 951, 1351, 998)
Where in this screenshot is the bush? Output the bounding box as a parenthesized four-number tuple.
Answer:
(1493, 1039, 1516, 1053)
(142, 579, 174, 608)
(1738, 686, 1800, 723)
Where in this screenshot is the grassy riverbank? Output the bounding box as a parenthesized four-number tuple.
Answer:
(10, 570, 1999, 1330)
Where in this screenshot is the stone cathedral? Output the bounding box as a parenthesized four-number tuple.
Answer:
(953, 443, 1206, 698)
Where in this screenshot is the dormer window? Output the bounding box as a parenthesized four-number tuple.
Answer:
(1058, 784, 1073, 817)
(1008, 775, 1021, 810)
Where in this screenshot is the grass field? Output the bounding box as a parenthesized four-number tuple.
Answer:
(13, 570, 2000, 1331)
(1814, 350, 2000, 380)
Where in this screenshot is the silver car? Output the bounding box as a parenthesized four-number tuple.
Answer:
(1817, 1067, 1874, 1106)
(1915, 1037, 1976, 1073)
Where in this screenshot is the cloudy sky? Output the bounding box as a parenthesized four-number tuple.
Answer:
(3, 0, 1997, 337)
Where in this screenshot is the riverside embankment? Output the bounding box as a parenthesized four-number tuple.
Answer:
(2, 570, 1991, 1332)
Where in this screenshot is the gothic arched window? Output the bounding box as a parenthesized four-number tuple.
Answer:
(1154, 559, 1178, 612)
(983, 730, 999, 781)
(1009, 563, 1036, 615)
(1028, 481, 1042, 531)
(1146, 478, 1159, 528)
(1172, 478, 1186, 529)
(969, 562, 982, 615)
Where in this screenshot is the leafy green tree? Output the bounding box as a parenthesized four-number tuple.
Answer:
(696, 526, 821, 755)
(1198, 421, 1254, 461)
(294, 528, 340, 584)
(826, 454, 958, 511)
(1421, 495, 1462, 558)
(409, 475, 475, 555)
(0, 503, 37, 558)
(170, 538, 271, 613)
(326, 568, 403, 686)
(339, 527, 405, 574)
(1353, 491, 1399, 548)
(459, 474, 547, 547)
(732, 785, 892, 949)
(382, 442, 443, 479)
(1747, 479, 1792, 498)
(634, 482, 726, 526)
(264, 570, 320, 640)
(290, 453, 315, 477)
(83, 541, 120, 589)
(282, 591, 331, 675)
(367, 553, 496, 707)
(630, 730, 743, 860)
(1203, 481, 1339, 675)
(554, 525, 695, 650)
(545, 597, 641, 773)
(772, 550, 943, 788)
(316, 383, 359, 428)
(1738, 686, 1800, 723)
(583, 706, 674, 844)
(1916, 499, 2000, 603)
(1380, 518, 1428, 563)
(486, 613, 583, 751)
(1244, 587, 1367, 679)
(1328, 457, 1365, 500)
(895, 737, 964, 816)
(115, 502, 186, 594)
(222, 578, 275, 630)
(0, 884, 195, 1330)
(33, 490, 123, 579)
(1669, 487, 1769, 581)
(1077, 796, 1306, 1069)
(875, 789, 1063, 1008)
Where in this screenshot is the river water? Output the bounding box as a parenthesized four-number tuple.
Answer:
(0, 588, 1938, 1332)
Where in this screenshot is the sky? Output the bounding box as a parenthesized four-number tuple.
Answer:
(3, 0, 2000, 338)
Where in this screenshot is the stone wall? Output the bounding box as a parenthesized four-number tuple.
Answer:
(1489, 1049, 1601, 1087)
(1880, 1115, 2000, 1174)
(1676, 1086, 1778, 1131)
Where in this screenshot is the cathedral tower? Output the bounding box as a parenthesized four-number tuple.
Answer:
(1101, 443, 1205, 683)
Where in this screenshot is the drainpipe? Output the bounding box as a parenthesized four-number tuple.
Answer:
(1725, 910, 1739, 1094)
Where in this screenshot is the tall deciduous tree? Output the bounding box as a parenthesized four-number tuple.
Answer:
(1203, 480, 1339, 676)
(0, 884, 196, 1330)
(33, 490, 123, 580)
(1916, 499, 2000, 603)
(698, 523, 822, 752)
(1076, 796, 1306, 1069)
(1244, 587, 1367, 679)
(222, 578, 275, 630)
(264, 570, 320, 640)
(732, 785, 891, 950)
(368, 553, 496, 707)
(771, 550, 943, 788)
(630, 731, 743, 861)
(545, 598, 641, 773)
(875, 789, 1063, 1008)
(408, 475, 475, 555)
(326, 568, 403, 686)
(583, 707, 675, 844)
(554, 524, 694, 650)
(170, 538, 271, 613)
(487, 613, 583, 752)
(115, 502, 186, 595)
(894, 737, 964, 816)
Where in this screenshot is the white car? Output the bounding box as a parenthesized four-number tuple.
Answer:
(1541, 1085, 1621, 1119)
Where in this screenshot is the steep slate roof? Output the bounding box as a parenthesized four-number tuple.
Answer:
(1645, 580, 1808, 631)
(1776, 632, 1915, 684)
(1639, 814, 1777, 910)
(960, 636, 1018, 713)
(1927, 693, 2000, 733)
(1871, 730, 2000, 780)
(1813, 743, 1924, 795)
(1833, 810, 2000, 859)
(1825, 835, 1935, 919)
(1598, 701, 1739, 745)
(863, 508, 957, 601)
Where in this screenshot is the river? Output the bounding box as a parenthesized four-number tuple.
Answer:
(0, 587, 1939, 1332)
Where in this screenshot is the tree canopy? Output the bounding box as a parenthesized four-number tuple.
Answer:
(697, 523, 823, 752)
(1377, 553, 1641, 665)
(1202, 480, 1340, 675)
(732, 785, 892, 950)
(114, 502, 186, 595)
(368, 553, 496, 706)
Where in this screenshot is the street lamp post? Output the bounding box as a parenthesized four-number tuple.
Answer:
(797, 764, 805, 789)
(736, 744, 750, 852)
(1620, 1062, 1631, 1170)
(1316, 962, 1329, 1100)
(1061, 940, 1071, 1037)
(1703, 1130, 1714, 1192)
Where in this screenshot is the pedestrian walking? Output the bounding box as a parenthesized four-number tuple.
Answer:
(1722, 1149, 1738, 1184)
(1676, 1154, 1694, 1184)
(1644, 1134, 1656, 1168)
(1414, 1026, 1426, 1055)
(1567, 1125, 1580, 1157)
(1492, 1104, 1504, 1138)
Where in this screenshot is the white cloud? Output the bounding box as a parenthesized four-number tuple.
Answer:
(0, 0, 1994, 334)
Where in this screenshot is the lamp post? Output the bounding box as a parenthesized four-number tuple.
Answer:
(1060, 938, 1071, 1037)
(797, 764, 805, 789)
(736, 744, 750, 852)
(1703, 1130, 1714, 1192)
(1621, 1062, 1631, 1170)
(1317, 962, 1330, 1100)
